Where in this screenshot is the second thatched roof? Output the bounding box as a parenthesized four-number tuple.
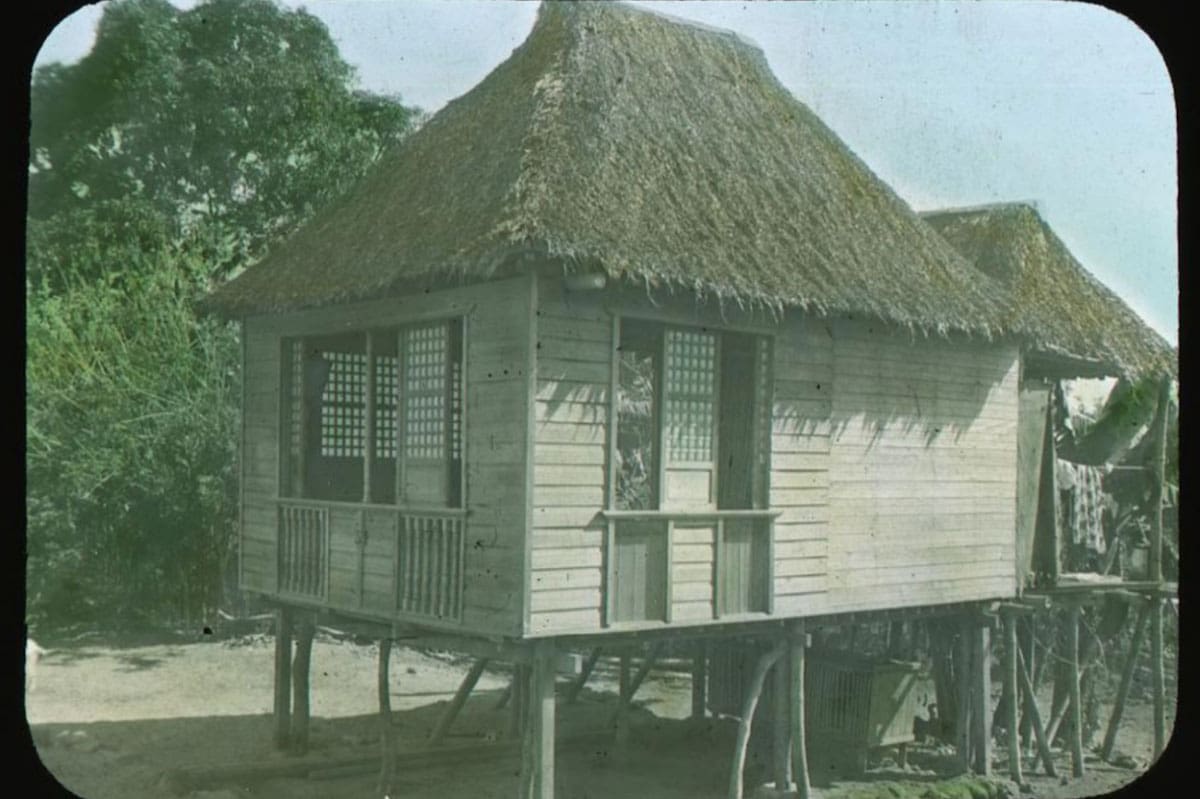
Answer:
(205, 1, 1012, 338)
(922, 203, 1176, 380)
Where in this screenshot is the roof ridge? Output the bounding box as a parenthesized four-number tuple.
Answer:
(920, 200, 1042, 218)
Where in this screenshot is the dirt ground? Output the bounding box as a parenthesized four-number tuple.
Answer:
(24, 629, 1174, 799)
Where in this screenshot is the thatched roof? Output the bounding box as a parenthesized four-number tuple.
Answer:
(204, 1, 1012, 337)
(921, 203, 1176, 380)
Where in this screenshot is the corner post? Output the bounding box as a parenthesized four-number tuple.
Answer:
(273, 607, 294, 750)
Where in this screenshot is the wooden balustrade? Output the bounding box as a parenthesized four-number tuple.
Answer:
(278, 503, 329, 599)
(397, 511, 465, 621)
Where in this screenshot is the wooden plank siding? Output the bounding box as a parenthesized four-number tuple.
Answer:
(770, 316, 834, 615)
(528, 278, 611, 635)
(237, 276, 532, 638)
(823, 320, 1020, 613)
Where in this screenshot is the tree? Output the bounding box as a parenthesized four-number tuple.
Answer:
(26, 0, 417, 629)
(29, 0, 415, 273)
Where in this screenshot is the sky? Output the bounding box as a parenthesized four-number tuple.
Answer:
(34, 1, 1178, 345)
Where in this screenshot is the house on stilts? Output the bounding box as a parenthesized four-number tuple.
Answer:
(202, 3, 1177, 796)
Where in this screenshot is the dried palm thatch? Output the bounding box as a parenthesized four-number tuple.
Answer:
(922, 203, 1175, 381)
(203, 1, 1013, 338)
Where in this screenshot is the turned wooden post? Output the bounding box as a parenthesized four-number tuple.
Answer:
(729, 642, 785, 799)
(273, 607, 294, 750)
(291, 616, 315, 754)
(377, 637, 395, 797)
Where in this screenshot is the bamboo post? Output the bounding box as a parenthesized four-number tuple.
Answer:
(377, 637, 395, 797)
(1068, 604, 1085, 777)
(273, 607, 293, 750)
(429, 658, 489, 746)
(291, 616, 315, 754)
(1101, 599, 1150, 761)
(791, 624, 811, 799)
(1016, 648, 1058, 778)
(970, 622, 992, 776)
(772, 653, 791, 791)
(530, 641, 557, 799)
(692, 641, 708, 719)
(1004, 612, 1023, 785)
(1151, 597, 1166, 759)
(729, 642, 785, 799)
(565, 648, 601, 704)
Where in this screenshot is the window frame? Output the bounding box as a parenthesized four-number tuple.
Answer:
(279, 316, 465, 508)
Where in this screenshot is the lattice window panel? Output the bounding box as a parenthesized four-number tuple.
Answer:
(404, 323, 448, 460)
(319, 350, 366, 457)
(449, 357, 462, 460)
(663, 328, 717, 463)
(374, 354, 399, 460)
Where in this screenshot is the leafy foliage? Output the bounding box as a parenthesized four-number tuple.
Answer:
(26, 0, 416, 630)
(29, 0, 414, 274)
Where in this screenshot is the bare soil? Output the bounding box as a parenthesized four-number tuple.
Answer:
(25, 630, 1173, 799)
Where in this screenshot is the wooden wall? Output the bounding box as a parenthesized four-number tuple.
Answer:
(528, 277, 610, 635)
(238, 275, 533, 637)
(770, 316, 835, 615)
(823, 319, 1020, 613)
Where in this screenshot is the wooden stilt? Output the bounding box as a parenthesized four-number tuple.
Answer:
(1068, 604, 1084, 778)
(530, 641, 557, 799)
(614, 652, 632, 747)
(429, 658, 489, 746)
(729, 642, 785, 799)
(791, 624, 811, 799)
(377, 637, 395, 797)
(1151, 597, 1166, 759)
(772, 652, 791, 791)
(1017, 617, 1035, 755)
(291, 616, 315, 754)
(692, 641, 708, 719)
(1016, 648, 1058, 778)
(273, 607, 293, 750)
(565, 648, 601, 704)
(970, 622, 992, 776)
(625, 643, 661, 700)
(496, 680, 513, 710)
(955, 621, 972, 768)
(1004, 613, 1023, 784)
(510, 664, 528, 740)
(618, 652, 631, 701)
(1101, 599, 1149, 761)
